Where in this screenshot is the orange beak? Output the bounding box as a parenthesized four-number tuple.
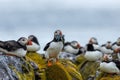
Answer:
(114, 48, 120, 53)
(27, 40, 32, 45)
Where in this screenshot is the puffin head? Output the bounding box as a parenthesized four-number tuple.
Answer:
(17, 37, 28, 46)
(105, 41, 112, 49)
(117, 37, 120, 45)
(71, 41, 80, 49)
(54, 30, 63, 41)
(89, 37, 98, 44)
(27, 35, 39, 45)
(103, 54, 113, 61)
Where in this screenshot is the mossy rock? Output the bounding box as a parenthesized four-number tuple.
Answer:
(26, 52, 46, 69)
(46, 63, 72, 80)
(75, 54, 86, 66)
(60, 59, 83, 80)
(26, 52, 46, 80)
(78, 60, 99, 80)
(100, 76, 120, 80)
(8, 57, 35, 80)
(96, 72, 120, 80)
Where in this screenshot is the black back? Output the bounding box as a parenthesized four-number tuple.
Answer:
(0, 41, 5, 49)
(4, 40, 26, 51)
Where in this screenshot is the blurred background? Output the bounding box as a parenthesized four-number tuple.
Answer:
(0, 0, 120, 53)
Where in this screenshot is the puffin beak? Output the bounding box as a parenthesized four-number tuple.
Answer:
(114, 48, 120, 53)
(27, 40, 32, 45)
(77, 44, 80, 48)
(104, 55, 108, 61)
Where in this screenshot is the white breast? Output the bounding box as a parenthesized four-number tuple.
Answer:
(84, 51, 103, 61)
(112, 44, 120, 50)
(11, 48, 27, 57)
(48, 42, 63, 51)
(64, 45, 79, 54)
(27, 42, 40, 51)
(100, 62, 120, 74)
(100, 47, 113, 54)
(93, 44, 100, 50)
(46, 42, 63, 58)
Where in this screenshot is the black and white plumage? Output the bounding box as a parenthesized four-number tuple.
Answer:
(112, 37, 120, 50)
(27, 35, 40, 51)
(112, 38, 120, 60)
(84, 37, 103, 61)
(0, 37, 28, 57)
(59, 41, 84, 61)
(100, 41, 113, 54)
(100, 54, 120, 74)
(44, 30, 64, 60)
(63, 41, 82, 55)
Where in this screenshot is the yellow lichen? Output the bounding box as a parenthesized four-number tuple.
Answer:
(46, 63, 72, 80)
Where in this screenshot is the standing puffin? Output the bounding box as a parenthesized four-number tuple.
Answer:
(112, 37, 120, 50)
(100, 54, 120, 74)
(27, 35, 40, 52)
(100, 41, 113, 54)
(44, 30, 64, 66)
(112, 37, 120, 59)
(0, 37, 28, 57)
(84, 37, 103, 61)
(64, 41, 82, 55)
(59, 41, 84, 62)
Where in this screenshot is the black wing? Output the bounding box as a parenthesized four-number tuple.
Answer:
(0, 41, 5, 48)
(43, 41, 51, 51)
(4, 40, 21, 51)
(64, 42, 71, 46)
(113, 60, 120, 70)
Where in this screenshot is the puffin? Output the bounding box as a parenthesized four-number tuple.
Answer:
(44, 30, 64, 66)
(100, 54, 120, 74)
(84, 37, 103, 61)
(112, 37, 120, 50)
(100, 41, 113, 54)
(112, 37, 120, 59)
(59, 41, 84, 62)
(27, 35, 40, 52)
(0, 37, 28, 57)
(63, 41, 82, 55)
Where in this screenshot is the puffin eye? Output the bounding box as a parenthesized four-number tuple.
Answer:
(22, 39, 25, 41)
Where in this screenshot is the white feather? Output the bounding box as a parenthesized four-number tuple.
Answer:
(84, 51, 103, 61)
(100, 62, 120, 74)
(46, 42, 63, 58)
(93, 44, 100, 50)
(64, 45, 79, 54)
(112, 44, 120, 50)
(27, 42, 40, 51)
(11, 48, 27, 57)
(100, 47, 113, 54)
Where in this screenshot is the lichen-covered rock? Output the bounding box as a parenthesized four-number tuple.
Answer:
(78, 60, 99, 80)
(96, 72, 120, 80)
(46, 63, 72, 80)
(26, 52, 46, 80)
(60, 59, 83, 80)
(0, 53, 35, 80)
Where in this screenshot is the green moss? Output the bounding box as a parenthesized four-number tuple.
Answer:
(78, 61, 99, 80)
(46, 63, 72, 80)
